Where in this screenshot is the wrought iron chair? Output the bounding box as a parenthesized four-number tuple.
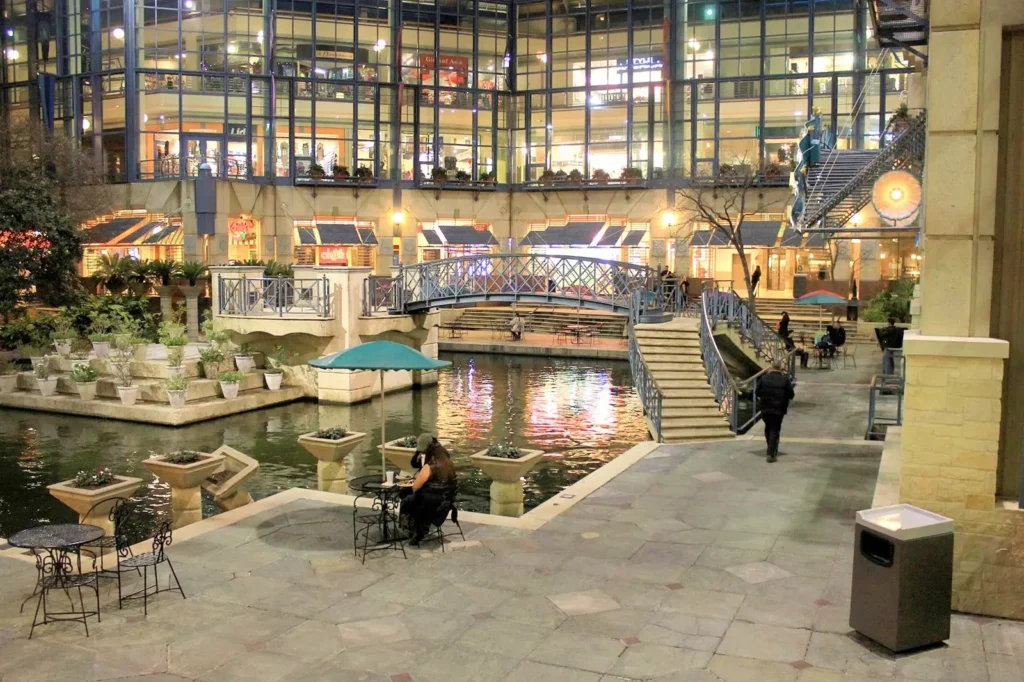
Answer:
(352, 490, 407, 564)
(80, 498, 137, 574)
(119, 520, 186, 615)
(421, 484, 466, 552)
(29, 547, 101, 639)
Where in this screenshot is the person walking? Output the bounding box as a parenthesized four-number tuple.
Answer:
(755, 358, 795, 463)
(777, 311, 791, 338)
(750, 265, 762, 295)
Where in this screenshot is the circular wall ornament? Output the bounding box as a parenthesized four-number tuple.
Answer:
(871, 170, 922, 223)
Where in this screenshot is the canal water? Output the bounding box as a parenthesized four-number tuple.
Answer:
(0, 352, 647, 536)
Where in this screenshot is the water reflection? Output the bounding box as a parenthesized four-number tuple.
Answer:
(0, 352, 647, 534)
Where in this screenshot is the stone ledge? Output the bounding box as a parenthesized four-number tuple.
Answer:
(903, 331, 1010, 359)
(439, 340, 627, 361)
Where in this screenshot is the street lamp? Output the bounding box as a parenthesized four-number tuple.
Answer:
(392, 210, 405, 226)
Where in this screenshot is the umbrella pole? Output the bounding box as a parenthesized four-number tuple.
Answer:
(380, 371, 387, 481)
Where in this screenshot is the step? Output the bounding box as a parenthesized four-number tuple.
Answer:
(662, 389, 718, 400)
(659, 380, 711, 390)
(663, 397, 721, 408)
(637, 337, 700, 346)
(662, 406, 725, 419)
(662, 427, 735, 442)
(639, 348, 703, 358)
(15, 370, 267, 403)
(648, 361, 704, 371)
(652, 372, 708, 384)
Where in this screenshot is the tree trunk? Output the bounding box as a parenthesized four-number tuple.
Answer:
(735, 244, 756, 316)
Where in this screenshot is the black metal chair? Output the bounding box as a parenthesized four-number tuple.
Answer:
(422, 484, 466, 552)
(119, 520, 186, 615)
(352, 489, 407, 564)
(29, 547, 101, 639)
(81, 498, 137, 574)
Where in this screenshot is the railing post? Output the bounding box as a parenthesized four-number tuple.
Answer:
(277, 275, 284, 317)
(323, 275, 330, 317)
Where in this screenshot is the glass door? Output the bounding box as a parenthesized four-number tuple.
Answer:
(185, 136, 223, 176)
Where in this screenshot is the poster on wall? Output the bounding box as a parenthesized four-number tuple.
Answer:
(319, 246, 349, 266)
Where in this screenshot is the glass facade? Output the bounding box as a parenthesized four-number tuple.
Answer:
(0, 0, 910, 186)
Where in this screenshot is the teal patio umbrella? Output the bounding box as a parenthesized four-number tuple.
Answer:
(309, 340, 452, 480)
(794, 289, 847, 329)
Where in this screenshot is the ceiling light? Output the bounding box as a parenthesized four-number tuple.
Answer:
(687, 39, 700, 51)
(5, 48, 18, 60)
(112, 27, 125, 40)
(537, 52, 548, 63)
(184, 0, 194, 8)
(256, 30, 264, 44)
(890, 187, 904, 201)
(82, 118, 91, 131)
(227, 43, 237, 54)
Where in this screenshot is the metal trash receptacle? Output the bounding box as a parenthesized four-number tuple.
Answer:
(850, 504, 953, 652)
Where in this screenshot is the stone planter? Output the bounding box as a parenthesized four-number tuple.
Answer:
(379, 438, 453, 477)
(37, 376, 58, 397)
(144, 453, 226, 526)
(92, 341, 110, 358)
(234, 355, 254, 373)
(76, 381, 98, 401)
(264, 371, 283, 391)
(156, 285, 179, 321)
(298, 431, 368, 493)
(48, 475, 144, 535)
(53, 339, 73, 357)
(470, 448, 545, 517)
(117, 385, 140, 406)
(0, 374, 19, 393)
(167, 365, 185, 379)
(167, 389, 187, 408)
(220, 381, 240, 399)
(180, 284, 204, 342)
(133, 344, 150, 362)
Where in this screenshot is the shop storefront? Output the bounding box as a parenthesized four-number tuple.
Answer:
(521, 216, 650, 266)
(80, 211, 183, 275)
(292, 220, 377, 266)
(227, 217, 260, 263)
(418, 221, 498, 262)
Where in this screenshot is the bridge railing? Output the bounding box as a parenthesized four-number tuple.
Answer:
(217, 276, 332, 318)
(363, 275, 398, 316)
(700, 289, 744, 432)
(628, 324, 663, 442)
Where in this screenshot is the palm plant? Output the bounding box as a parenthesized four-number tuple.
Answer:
(149, 259, 182, 286)
(94, 254, 138, 294)
(180, 261, 208, 287)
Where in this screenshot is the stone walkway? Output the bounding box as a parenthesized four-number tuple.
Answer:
(2, 434, 1023, 681)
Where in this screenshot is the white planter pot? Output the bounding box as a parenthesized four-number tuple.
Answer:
(234, 355, 254, 373)
(92, 341, 110, 358)
(0, 374, 18, 393)
(220, 381, 240, 399)
(264, 372, 283, 391)
(53, 340, 73, 357)
(37, 376, 58, 397)
(77, 382, 98, 401)
(167, 389, 187, 408)
(167, 365, 185, 379)
(117, 385, 140, 406)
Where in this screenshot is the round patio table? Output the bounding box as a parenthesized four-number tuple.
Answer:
(9, 524, 105, 613)
(349, 474, 408, 540)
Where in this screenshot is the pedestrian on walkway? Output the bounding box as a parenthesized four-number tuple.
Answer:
(750, 265, 762, 294)
(755, 358, 795, 463)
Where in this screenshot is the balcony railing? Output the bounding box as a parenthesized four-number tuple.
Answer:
(217, 275, 332, 318)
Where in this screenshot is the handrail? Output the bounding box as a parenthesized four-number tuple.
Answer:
(217, 275, 332, 318)
(699, 288, 745, 432)
(628, 324, 663, 442)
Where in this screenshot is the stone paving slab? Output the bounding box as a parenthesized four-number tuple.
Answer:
(2, 438, 1024, 681)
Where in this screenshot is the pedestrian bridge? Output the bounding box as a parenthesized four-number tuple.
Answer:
(363, 254, 675, 318)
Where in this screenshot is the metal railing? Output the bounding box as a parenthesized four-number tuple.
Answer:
(217, 275, 332, 318)
(699, 288, 745, 432)
(362, 275, 398, 316)
(866, 349, 906, 440)
(628, 324, 663, 442)
(367, 254, 659, 317)
(703, 286, 793, 369)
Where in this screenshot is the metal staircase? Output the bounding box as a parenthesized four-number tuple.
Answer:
(869, 0, 930, 62)
(793, 110, 927, 230)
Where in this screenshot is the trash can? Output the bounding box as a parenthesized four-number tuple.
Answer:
(850, 504, 953, 652)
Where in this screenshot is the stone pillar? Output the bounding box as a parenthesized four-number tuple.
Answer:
(317, 460, 347, 493)
(180, 285, 204, 342)
(489, 481, 525, 518)
(157, 285, 178, 322)
(215, 488, 254, 511)
(169, 486, 203, 529)
(81, 506, 117, 537)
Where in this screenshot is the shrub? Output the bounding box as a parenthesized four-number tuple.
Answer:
(163, 450, 204, 464)
(32, 359, 53, 380)
(485, 444, 523, 459)
(393, 435, 419, 448)
(219, 370, 243, 383)
(267, 345, 296, 371)
(49, 311, 77, 340)
(73, 468, 115, 488)
(164, 374, 190, 391)
(71, 364, 98, 383)
(314, 426, 348, 440)
(199, 346, 224, 365)
(0, 316, 54, 350)
(862, 278, 915, 323)
(0, 359, 18, 375)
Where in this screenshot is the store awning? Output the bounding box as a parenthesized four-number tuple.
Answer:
(295, 223, 378, 246)
(780, 228, 804, 247)
(358, 228, 379, 245)
(296, 227, 318, 245)
(621, 230, 647, 247)
(111, 221, 163, 245)
(436, 224, 498, 246)
(422, 228, 443, 245)
(688, 229, 730, 246)
(738, 221, 783, 247)
(141, 223, 183, 245)
(596, 225, 625, 247)
(524, 220, 605, 247)
(805, 232, 828, 248)
(81, 216, 146, 245)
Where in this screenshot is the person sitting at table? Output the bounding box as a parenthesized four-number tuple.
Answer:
(399, 433, 457, 546)
(507, 312, 525, 341)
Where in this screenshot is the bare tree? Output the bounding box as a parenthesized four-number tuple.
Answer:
(675, 162, 785, 313)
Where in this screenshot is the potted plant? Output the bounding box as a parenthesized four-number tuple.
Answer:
(355, 165, 374, 183)
(333, 164, 350, 181)
(48, 469, 144, 530)
(71, 363, 99, 401)
(379, 435, 453, 475)
(49, 314, 77, 357)
(308, 162, 325, 181)
(142, 450, 226, 489)
(199, 345, 224, 379)
(622, 167, 643, 184)
(539, 168, 556, 186)
(652, 167, 665, 180)
(568, 169, 584, 185)
(233, 343, 254, 373)
(69, 339, 93, 371)
(34, 358, 58, 397)
(162, 328, 188, 378)
(0, 359, 20, 393)
(180, 261, 208, 288)
(592, 168, 610, 185)
(87, 313, 114, 358)
(110, 335, 139, 406)
(20, 344, 50, 373)
(454, 169, 471, 184)
(219, 370, 243, 399)
(553, 169, 568, 184)
(479, 171, 497, 186)
(470, 443, 546, 483)
(431, 167, 448, 185)
(297, 426, 368, 462)
(164, 374, 190, 408)
(264, 345, 295, 391)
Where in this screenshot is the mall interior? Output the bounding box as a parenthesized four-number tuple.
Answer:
(1, 0, 921, 293)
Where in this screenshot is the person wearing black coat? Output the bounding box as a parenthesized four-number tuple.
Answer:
(750, 265, 762, 294)
(755, 359, 795, 463)
(777, 311, 791, 338)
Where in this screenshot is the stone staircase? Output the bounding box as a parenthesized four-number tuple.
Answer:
(754, 298, 874, 343)
(453, 306, 626, 339)
(634, 317, 734, 443)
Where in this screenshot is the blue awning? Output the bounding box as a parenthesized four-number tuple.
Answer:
(296, 228, 318, 245)
(437, 224, 498, 246)
(738, 221, 782, 247)
(596, 225, 624, 246)
(621, 230, 647, 247)
(357, 228, 379, 245)
(780, 228, 803, 247)
(523, 220, 605, 246)
(688, 229, 730, 246)
(422, 229, 442, 245)
(317, 223, 360, 245)
(805, 232, 828, 248)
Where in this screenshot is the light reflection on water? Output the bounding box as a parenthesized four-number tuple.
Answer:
(0, 352, 647, 535)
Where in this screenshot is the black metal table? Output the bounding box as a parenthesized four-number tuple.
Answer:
(9, 524, 105, 613)
(349, 474, 410, 562)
